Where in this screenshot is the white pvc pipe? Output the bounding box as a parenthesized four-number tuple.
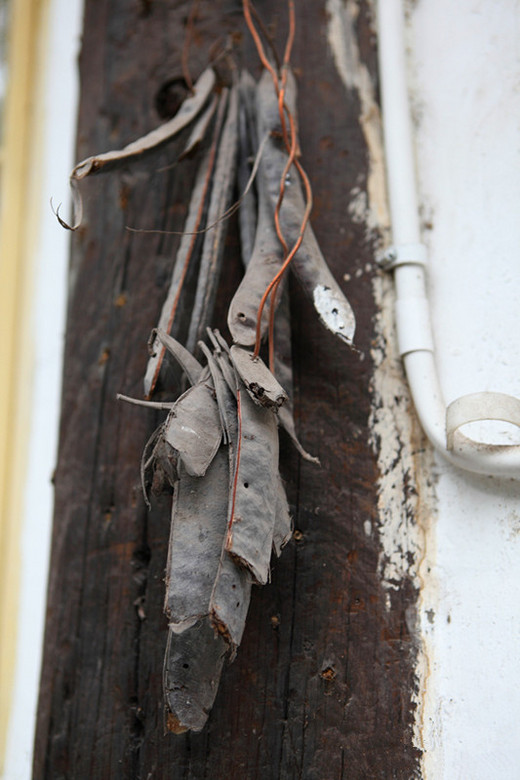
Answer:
(377, 0, 520, 478)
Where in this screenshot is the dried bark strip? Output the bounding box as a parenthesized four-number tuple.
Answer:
(209, 329, 239, 398)
(163, 616, 228, 733)
(185, 85, 239, 353)
(144, 91, 228, 396)
(61, 67, 216, 230)
(163, 382, 222, 477)
(209, 551, 252, 650)
(74, 68, 215, 177)
(156, 329, 204, 387)
(225, 378, 279, 585)
(274, 287, 319, 463)
(256, 69, 356, 346)
(164, 451, 229, 630)
(228, 123, 286, 345)
(198, 341, 236, 445)
(179, 93, 218, 161)
(230, 344, 287, 410)
(237, 70, 258, 266)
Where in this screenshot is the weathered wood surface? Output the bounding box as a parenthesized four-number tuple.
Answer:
(34, 1, 421, 778)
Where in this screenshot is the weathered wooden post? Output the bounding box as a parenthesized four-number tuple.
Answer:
(34, 2, 423, 776)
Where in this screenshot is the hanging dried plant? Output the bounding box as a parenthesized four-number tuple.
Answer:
(59, 0, 356, 734)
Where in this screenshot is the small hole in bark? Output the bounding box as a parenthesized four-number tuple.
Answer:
(332, 307, 338, 315)
(155, 78, 190, 120)
(236, 602, 240, 607)
(243, 482, 249, 488)
(183, 663, 189, 669)
(237, 311, 246, 321)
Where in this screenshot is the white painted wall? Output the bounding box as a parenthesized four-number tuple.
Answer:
(2, 0, 83, 777)
(409, 2, 520, 777)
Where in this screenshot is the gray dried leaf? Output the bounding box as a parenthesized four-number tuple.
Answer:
(164, 382, 222, 477)
(185, 84, 239, 352)
(208, 357, 252, 651)
(164, 617, 228, 734)
(230, 345, 287, 410)
(155, 329, 204, 386)
(228, 87, 290, 348)
(272, 291, 320, 463)
(272, 286, 293, 397)
(256, 70, 356, 346)
(278, 404, 320, 464)
(209, 552, 252, 651)
(137, 424, 176, 505)
(148, 435, 178, 494)
(164, 451, 229, 628)
(59, 68, 216, 231)
(225, 382, 279, 585)
(210, 328, 231, 356)
(144, 92, 228, 397)
(179, 93, 218, 161)
(237, 70, 258, 266)
(207, 330, 237, 398)
(198, 342, 237, 445)
(238, 70, 258, 157)
(227, 195, 285, 346)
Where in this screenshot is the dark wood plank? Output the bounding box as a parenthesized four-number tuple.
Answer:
(34, 2, 422, 778)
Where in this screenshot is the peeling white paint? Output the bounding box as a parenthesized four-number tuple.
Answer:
(347, 186, 369, 225)
(326, 0, 390, 236)
(369, 275, 434, 591)
(330, 2, 520, 774)
(326, 0, 433, 594)
(327, 0, 436, 764)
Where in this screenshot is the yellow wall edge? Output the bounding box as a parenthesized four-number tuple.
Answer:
(0, 0, 48, 769)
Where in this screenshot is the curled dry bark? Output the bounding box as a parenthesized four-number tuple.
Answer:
(63, 55, 355, 733)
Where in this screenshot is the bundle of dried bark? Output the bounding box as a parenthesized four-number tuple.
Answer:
(141, 330, 292, 732)
(61, 54, 355, 733)
(149, 66, 354, 732)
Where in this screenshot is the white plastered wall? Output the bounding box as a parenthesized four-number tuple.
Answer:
(409, 1, 520, 777)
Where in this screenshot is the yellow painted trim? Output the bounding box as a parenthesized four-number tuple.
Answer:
(0, 0, 48, 769)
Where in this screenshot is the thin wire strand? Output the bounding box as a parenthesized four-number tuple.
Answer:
(243, 0, 313, 362)
(242, 0, 279, 85)
(126, 131, 270, 239)
(250, 2, 281, 72)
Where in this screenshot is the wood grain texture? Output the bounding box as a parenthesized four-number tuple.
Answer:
(34, 1, 422, 778)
